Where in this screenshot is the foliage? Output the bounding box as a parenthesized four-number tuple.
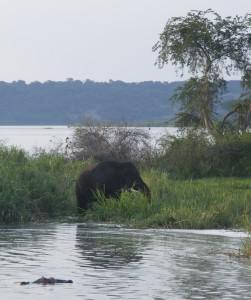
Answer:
(154, 130, 251, 178)
(0, 145, 83, 223)
(239, 214, 251, 258)
(153, 9, 251, 131)
(1, 143, 251, 230)
(153, 9, 251, 75)
(221, 84, 251, 132)
(210, 132, 251, 176)
(71, 119, 153, 163)
(240, 237, 251, 258)
(155, 129, 211, 178)
(0, 79, 245, 125)
(171, 77, 226, 128)
(85, 170, 251, 229)
(0, 80, 181, 125)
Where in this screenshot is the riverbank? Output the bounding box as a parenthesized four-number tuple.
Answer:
(1, 145, 250, 228)
(85, 170, 251, 229)
(0, 147, 83, 223)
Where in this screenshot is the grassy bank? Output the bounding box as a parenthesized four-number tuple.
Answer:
(0, 146, 84, 223)
(0, 145, 251, 229)
(85, 169, 251, 229)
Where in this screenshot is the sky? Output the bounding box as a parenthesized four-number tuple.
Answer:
(0, 0, 250, 83)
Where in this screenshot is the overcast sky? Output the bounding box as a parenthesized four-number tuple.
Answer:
(0, 0, 250, 83)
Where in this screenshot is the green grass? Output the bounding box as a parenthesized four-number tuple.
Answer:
(0, 144, 251, 229)
(0, 146, 84, 223)
(84, 169, 251, 229)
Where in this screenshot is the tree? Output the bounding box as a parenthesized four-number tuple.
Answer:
(153, 9, 251, 131)
(171, 77, 225, 128)
(221, 83, 251, 133)
(222, 37, 251, 133)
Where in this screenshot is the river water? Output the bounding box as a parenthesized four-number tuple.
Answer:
(1, 223, 251, 300)
(0, 126, 178, 153)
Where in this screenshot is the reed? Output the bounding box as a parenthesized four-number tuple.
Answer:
(0, 146, 83, 223)
(85, 169, 251, 229)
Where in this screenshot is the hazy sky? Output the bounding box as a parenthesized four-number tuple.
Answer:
(0, 0, 250, 82)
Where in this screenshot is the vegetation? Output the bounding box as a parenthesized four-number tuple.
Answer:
(64, 121, 251, 230)
(0, 80, 179, 124)
(71, 118, 152, 162)
(153, 9, 251, 132)
(0, 146, 83, 223)
(84, 170, 251, 229)
(0, 79, 244, 125)
(1, 9, 251, 235)
(223, 78, 251, 133)
(0, 141, 251, 229)
(154, 129, 251, 178)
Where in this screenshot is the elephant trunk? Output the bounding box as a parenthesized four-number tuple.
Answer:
(134, 180, 151, 202)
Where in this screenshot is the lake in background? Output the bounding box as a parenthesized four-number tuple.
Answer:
(0, 126, 179, 153)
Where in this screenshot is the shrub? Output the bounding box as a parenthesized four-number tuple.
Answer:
(155, 130, 251, 178)
(209, 132, 251, 176)
(155, 129, 211, 178)
(71, 119, 153, 163)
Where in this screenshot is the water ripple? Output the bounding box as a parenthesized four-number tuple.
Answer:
(0, 223, 251, 299)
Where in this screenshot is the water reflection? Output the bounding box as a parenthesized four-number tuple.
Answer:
(1, 224, 251, 299)
(0, 224, 58, 267)
(159, 233, 251, 300)
(75, 224, 145, 269)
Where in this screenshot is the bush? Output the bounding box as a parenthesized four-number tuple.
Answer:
(71, 119, 153, 163)
(155, 129, 211, 178)
(155, 130, 251, 178)
(71, 122, 251, 179)
(209, 132, 251, 176)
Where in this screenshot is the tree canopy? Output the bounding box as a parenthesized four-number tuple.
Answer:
(153, 9, 251, 131)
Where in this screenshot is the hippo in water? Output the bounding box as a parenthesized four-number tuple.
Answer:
(20, 276, 73, 285)
(75, 161, 150, 210)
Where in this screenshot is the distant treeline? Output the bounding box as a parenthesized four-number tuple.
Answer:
(0, 79, 243, 125)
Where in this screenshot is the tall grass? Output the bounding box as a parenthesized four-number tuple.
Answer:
(1, 144, 251, 229)
(0, 146, 83, 223)
(85, 169, 251, 229)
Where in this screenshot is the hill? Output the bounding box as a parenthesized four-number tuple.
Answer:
(0, 79, 244, 125)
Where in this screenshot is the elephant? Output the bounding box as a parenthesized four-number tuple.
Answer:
(75, 161, 150, 210)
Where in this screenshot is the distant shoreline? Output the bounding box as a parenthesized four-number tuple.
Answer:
(0, 80, 242, 125)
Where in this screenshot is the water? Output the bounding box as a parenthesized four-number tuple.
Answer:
(0, 126, 72, 153)
(1, 223, 251, 300)
(0, 126, 178, 153)
(1, 127, 250, 299)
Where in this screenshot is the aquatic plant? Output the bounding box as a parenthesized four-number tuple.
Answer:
(239, 211, 251, 258)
